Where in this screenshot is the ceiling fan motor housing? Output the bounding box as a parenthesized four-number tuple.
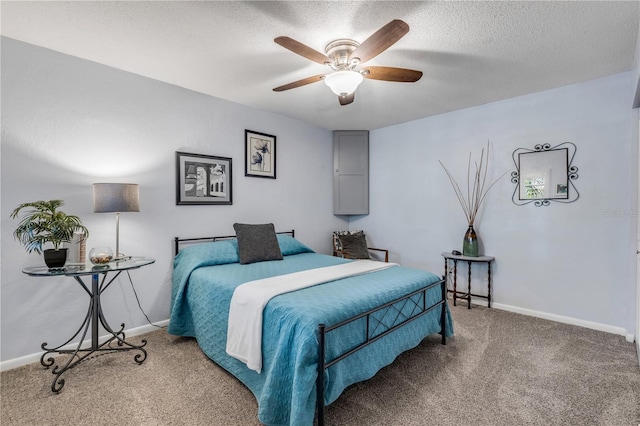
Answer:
(325, 39, 360, 70)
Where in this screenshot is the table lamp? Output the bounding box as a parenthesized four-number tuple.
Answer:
(93, 183, 140, 260)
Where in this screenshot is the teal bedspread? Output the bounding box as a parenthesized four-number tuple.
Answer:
(168, 236, 453, 426)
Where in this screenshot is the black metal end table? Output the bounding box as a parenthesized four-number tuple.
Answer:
(22, 257, 155, 392)
(441, 252, 495, 309)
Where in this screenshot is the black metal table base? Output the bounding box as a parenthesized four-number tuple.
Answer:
(443, 255, 494, 309)
(39, 271, 147, 393)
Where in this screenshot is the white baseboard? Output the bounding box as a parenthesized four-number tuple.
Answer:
(489, 300, 638, 369)
(485, 300, 632, 339)
(450, 295, 636, 342)
(0, 319, 169, 372)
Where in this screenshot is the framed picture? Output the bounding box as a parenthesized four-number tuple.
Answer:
(245, 129, 276, 179)
(176, 151, 232, 205)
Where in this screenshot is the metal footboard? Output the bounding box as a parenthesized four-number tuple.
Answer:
(316, 277, 448, 425)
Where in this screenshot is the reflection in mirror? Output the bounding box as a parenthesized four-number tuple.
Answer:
(511, 142, 579, 206)
(519, 148, 568, 200)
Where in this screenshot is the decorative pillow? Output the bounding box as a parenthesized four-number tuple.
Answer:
(333, 230, 364, 252)
(337, 232, 370, 259)
(276, 235, 314, 256)
(233, 223, 283, 264)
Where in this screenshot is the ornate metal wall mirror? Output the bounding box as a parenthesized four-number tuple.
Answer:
(511, 142, 579, 206)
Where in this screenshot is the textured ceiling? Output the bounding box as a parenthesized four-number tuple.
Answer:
(1, 1, 639, 131)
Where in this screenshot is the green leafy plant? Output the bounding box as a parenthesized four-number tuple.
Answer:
(10, 200, 89, 254)
(439, 142, 508, 227)
(524, 177, 545, 199)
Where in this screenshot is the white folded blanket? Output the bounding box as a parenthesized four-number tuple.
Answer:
(226, 259, 397, 373)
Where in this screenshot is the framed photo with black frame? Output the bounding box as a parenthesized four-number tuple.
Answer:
(245, 129, 276, 179)
(176, 151, 232, 205)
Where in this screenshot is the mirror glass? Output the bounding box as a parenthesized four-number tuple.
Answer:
(518, 148, 568, 200)
(512, 142, 578, 206)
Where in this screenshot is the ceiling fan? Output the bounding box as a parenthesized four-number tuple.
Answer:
(273, 19, 423, 106)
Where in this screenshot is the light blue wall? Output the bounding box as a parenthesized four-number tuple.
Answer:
(2, 36, 637, 364)
(352, 72, 637, 338)
(0, 37, 347, 362)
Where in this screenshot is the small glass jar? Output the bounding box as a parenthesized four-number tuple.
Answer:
(89, 247, 114, 265)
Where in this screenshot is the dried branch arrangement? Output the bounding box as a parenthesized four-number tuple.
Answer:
(439, 142, 507, 227)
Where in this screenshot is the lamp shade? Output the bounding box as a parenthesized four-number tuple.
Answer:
(93, 183, 140, 213)
(324, 70, 364, 96)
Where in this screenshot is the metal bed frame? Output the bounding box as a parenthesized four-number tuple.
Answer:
(173, 229, 448, 425)
(316, 277, 447, 425)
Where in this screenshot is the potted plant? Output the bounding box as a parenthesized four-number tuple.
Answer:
(10, 200, 89, 268)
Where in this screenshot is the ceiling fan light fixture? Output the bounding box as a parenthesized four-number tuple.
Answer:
(324, 70, 363, 96)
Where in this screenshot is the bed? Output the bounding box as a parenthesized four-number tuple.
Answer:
(169, 227, 453, 426)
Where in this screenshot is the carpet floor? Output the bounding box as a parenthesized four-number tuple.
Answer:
(1, 303, 639, 425)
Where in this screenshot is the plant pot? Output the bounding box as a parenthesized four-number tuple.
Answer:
(44, 248, 68, 268)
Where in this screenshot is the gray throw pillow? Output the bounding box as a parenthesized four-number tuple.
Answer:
(233, 223, 283, 264)
(338, 233, 370, 259)
(333, 230, 364, 251)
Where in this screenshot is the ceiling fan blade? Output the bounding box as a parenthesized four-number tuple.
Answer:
(362, 66, 423, 82)
(339, 92, 355, 106)
(351, 20, 410, 64)
(274, 36, 331, 65)
(273, 74, 325, 92)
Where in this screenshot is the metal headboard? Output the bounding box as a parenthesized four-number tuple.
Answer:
(174, 230, 295, 256)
